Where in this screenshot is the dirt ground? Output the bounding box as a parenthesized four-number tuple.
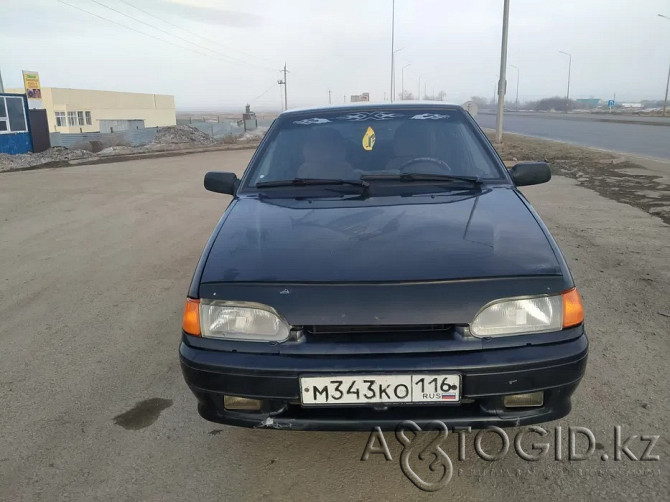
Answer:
(487, 132, 670, 225)
(0, 144, 668, 501)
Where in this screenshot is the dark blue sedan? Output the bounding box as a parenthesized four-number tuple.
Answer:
(179, 103, 587, 430)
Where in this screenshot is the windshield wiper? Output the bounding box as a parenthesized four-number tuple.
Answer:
(361, 173, 481, 185)
(256, 178, 369, 189)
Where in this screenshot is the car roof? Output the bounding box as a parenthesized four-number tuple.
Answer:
(279, 101, 465, 117)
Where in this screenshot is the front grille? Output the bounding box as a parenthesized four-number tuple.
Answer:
(303, 324, 453, 343)
(307, 324, 451, 334)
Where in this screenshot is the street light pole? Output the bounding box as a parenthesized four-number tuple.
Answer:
(663, 63, 670, 117)
(390, 0, 395, 103)
(559, 50, 572, 112)
(494, 0, 510, 144)
(417, 73, 430, 101)
(392, 47, 404, 101)
(659, 14, 670, 117)
(510, 64, 519, 111)
(401, 64, 411, 100)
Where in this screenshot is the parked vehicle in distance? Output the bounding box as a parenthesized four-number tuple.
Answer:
(180, 103, 587, 430)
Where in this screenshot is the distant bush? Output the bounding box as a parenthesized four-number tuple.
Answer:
(526, 96, 577, 112)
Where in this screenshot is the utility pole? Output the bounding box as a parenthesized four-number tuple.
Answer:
(390, 0, 395, 102)
(277, 63, 288, 111)
(282, 63, 288, 110)
(495, 0, 510, 144)
(277, 80, 284, 111)
(0, 67, 4, 93)
(559, 51, 571, 112)
(328, 89, 332, 104)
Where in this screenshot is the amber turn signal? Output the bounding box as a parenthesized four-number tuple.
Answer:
(182, 298, 201, 336)
(562, 288, 584, 328)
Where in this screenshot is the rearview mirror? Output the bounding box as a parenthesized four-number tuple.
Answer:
(510, 162, 551, 186)
(204, 171, 239, 195)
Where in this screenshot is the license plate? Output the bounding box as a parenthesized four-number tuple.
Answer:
(300, 374, 460, 405)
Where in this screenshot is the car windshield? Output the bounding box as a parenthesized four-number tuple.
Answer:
(246, 108, 504, 189)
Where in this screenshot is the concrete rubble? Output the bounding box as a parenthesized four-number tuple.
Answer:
(151, 124, 216, 145)
(0, 147, 96, 172)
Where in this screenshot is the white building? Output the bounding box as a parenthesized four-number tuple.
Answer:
(8, 87, 176, 133)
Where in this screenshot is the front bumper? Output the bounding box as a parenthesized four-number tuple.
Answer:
(180, 330, 588, 431)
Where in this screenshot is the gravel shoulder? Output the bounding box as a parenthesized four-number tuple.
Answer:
(487, 131, 670, 224)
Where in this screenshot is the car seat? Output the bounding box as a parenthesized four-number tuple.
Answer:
(296, 128, 357, 179)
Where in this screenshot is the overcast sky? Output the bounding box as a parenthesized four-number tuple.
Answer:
(2, 0, 670, 111)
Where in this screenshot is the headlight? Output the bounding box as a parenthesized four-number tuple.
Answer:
(470, 288, 583, 337)
(199, 300, 290, 342)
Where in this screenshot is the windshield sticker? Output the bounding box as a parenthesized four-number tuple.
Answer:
(362, 126, 376, 151)
(336, 111, 404, 121)
(410, 113, 450, 120)
(293, 117, 331, 125)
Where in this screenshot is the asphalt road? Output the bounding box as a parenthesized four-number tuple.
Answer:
(476, 112, 670, 160)
(1, 151, 668, 501)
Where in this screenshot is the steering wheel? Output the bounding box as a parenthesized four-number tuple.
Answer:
(397, 157, 452, 173)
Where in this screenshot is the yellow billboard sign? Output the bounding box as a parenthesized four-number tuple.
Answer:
(22, 71, 42, 99)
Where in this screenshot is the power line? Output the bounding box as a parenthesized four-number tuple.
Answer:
(58, 0, 275, 72)
(249, 82, 279, 104)
(60, 0, 290, 108)
(88, 0, 272, 71)
(57, 0, 211, 56)
(118, 0, 274, 68)
(90, 0, 211, 50)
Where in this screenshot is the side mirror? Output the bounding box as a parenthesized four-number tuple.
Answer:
(204, 171, 239, 195)
(510, 162, 551, 186)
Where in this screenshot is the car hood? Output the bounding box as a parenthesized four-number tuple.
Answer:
(200, 188, 561, 284)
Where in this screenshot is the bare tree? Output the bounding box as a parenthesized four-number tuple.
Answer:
(422, 90, 447, 101)
(470, 96, 489, 108)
